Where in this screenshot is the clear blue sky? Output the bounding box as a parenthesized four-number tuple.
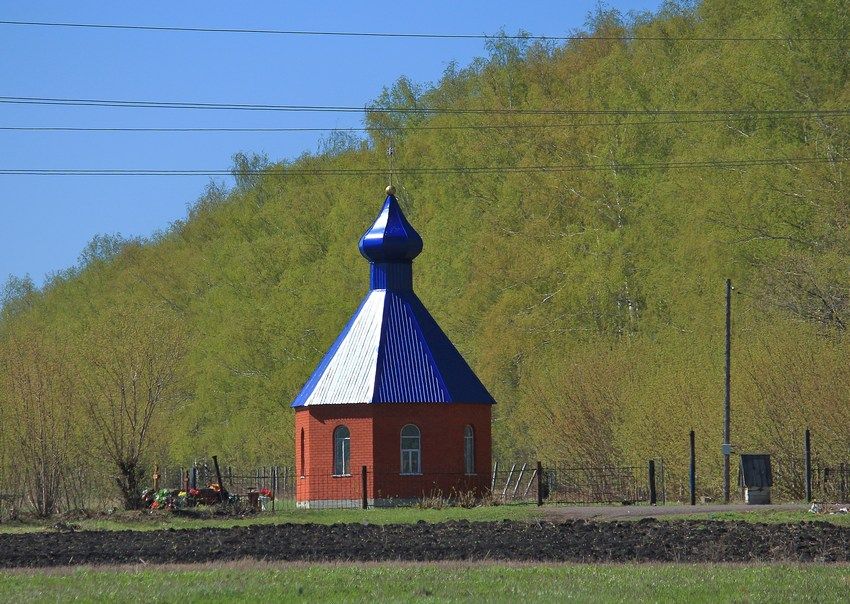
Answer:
(0, 1, 660, 286)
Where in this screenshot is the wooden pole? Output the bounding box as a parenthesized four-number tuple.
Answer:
(503, 464, 516, 500)
(361, 465, 368, 510)
(512, 463, 527, 499)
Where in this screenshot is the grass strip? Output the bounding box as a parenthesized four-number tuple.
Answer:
(2, 562, 848, 603)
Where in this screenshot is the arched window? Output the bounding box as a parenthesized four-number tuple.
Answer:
(333, 425, 351, 476)
(464, 425, 475, 475)
(300, 428, 305, 477)
(400, 424, 421, 475)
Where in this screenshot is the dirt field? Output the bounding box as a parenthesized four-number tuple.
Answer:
(1, 519, 848, 568)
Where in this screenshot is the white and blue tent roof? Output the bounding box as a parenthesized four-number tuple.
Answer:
(291, 192, 495, 407)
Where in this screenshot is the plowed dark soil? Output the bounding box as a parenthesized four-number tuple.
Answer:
(1, 520, 848, 568)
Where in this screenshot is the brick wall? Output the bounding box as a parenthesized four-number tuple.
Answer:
(295, 403, 492, 503)
(295, 405, 375, 503)
(371, 404, 491, 499)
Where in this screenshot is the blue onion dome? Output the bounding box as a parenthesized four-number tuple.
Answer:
(358, 187, 423, 263)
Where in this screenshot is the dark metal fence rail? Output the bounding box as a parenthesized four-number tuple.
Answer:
(491, 461, 661, 505)
(490, 464, 540, 504)
(154, 461, 666, 509)
(291, 473, 364, 509)
(544, 464, 651, 505)
(11, 453, 844, 516)
(159, 463, 295, 499)
(812, 463, 849, 503)
(770, 458, 849, 502)
(662, 468, 722, 504)
(769, 457, 806, 501)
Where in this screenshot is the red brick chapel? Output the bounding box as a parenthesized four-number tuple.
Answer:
(291, 187, 495, 507)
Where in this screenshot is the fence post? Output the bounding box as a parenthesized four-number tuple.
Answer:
(689, 430, 696, 506)
(536, 461, 543, 506)
(361, 465, 368, 510)
(804, 429, 812, 503)
(212, 456, 225, 503)
(648, 460, 657, 505)
(272, 466, 278, 512)
(659, 458, 666, 505)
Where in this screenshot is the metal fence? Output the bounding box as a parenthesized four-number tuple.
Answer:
(812, 463, 849, 503)
(490, 462, 659, 505)
(158, 462, 506, 510)
(490, 463, 540, 504)
(11, 453, 844, 516)
(544, 464, 655, 505)
(158, 463, 295, 510)
(150, 459, 667, 510)
(769, 458, 850, 503)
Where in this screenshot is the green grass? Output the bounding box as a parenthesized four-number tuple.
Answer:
(0, 504, 541, 534)
(1, 562, 848, 603)
(665, 510, 850, 526)
(3, 504, 848, 535)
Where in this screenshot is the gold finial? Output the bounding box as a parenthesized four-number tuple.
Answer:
(385, 185, 396, 197)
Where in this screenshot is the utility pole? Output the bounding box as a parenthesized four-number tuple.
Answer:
(689, 430, 696, 506)
(722, 279, 732, 504)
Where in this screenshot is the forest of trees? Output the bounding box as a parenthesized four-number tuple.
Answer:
(1, 0, 848, 512)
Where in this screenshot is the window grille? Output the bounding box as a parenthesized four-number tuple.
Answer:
(333, 425, 351, 476)
(464, 425, 475, 475)
(400, 424, 421, 475)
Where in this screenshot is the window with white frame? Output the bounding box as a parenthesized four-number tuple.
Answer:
(400, 424, 421, 475)
(333, 425, 351, 476)
(464, 425, 475, 475)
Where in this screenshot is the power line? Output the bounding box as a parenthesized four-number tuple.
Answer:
(0, 20, 845, 42)
(2, 95, 849, 116)
(0, 114, 847, 133)
(0, 156, 844, 176)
